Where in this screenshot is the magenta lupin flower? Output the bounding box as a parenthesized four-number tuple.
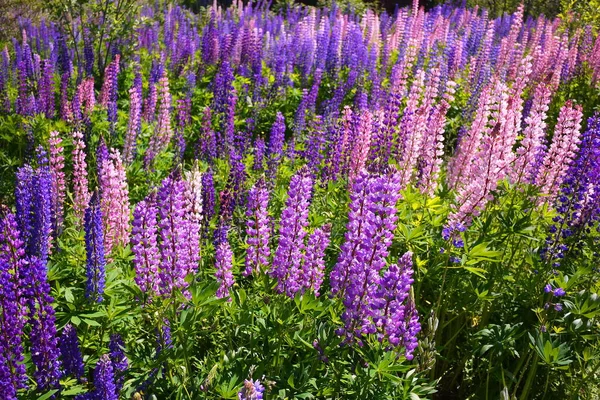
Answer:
(244, 182, 271, 276)
(271, 168, 314, 297)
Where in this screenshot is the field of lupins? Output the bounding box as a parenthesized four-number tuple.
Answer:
(0, 0, 600, 398)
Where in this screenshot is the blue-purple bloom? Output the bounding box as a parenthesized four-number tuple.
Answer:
(215, 238, 234, 300)
(245, 183, 271, 276)
(59, 324, 85, 380)
(85, 193, 106, 303)
(271, 168, 313, 297)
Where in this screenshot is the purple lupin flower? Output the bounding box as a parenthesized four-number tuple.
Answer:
(238, 378, 265, 400)
(244, 182, 271, 276)
(271, 168, 313, 297)
(0, 211, 28, 398)
(38, 59, 55, 118)
(402, 298, 421, 360)
(59, 324, 85, 380)
(131, 199, 160, 295)
(302, 224, 331, 297)
(157, 176, 189, 297)
(371, 252, 418, 357)
(15, 162, 53, 262)
(93, 354, 117, 400)
(27, 255, 61, 390)
(329, 171, 370, 297)
(215, 238, 234, 300)
(85, 193, 106, 303)
(197, 107, 217, 164)
(108, 334, 128, 394)
(266, 112, 286, 183)
(253, 136, 266, 171)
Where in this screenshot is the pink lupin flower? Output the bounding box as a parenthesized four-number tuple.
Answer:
(536, 101, 583, 201)
(71, 131, 90, 223)
(397, 69, 427, 188)
(511, 84, 553, 185)
(418, 81, 456, 196)
(99, 150, 130, 256)
(348, 110, 373, 185)
(145, 71, 172, 168)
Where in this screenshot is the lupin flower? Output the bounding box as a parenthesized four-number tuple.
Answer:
(93, 354, 118, 400)
(215, 238, 234, 300)
(124, 72, 143, 164)
(244, 182, 271, 276)
(197, 107, 217, 163)
(536, 101, 583, 200)
(59, 324, 85, 380)
(131, 199, 161, 295)
(145, 71, 173, 168)
(238, 378, 265, 400)
(271, 168, 313, 297)
(15, 162, 53, 261)
(85, 193, 106, 303)
(267, 112, 286, 182)
(99, 150, 130, 256)
(302, 224, 331, 296)
(0, 211, 28, 397)
(348, 111, 373, 184)
(511, 84, 552, 185)
(253, 137, 265, 171)
(109, 334, 128, 394)
(72, 131, 90, 222)
(100, 55, 120, 129)
(38, 60, 55, 118)
(27, 256, 61, 390)
(49, 130, 66, 235)
(157, 176, 194, 297)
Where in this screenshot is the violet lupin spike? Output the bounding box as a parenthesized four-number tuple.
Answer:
(85, 193, 106, 303)
(271, 168, 313, 297)
(59, 324, 85, 380)
(131, 198, 161, 295)
(0, 211, 28, 398)
(215, 238, 235, 300)
(301, 224, 331, 297)
(27, 256, 61, 390)
(244, 182, 271, 276)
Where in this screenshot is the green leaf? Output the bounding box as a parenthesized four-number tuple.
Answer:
(37, 390, 59, 400)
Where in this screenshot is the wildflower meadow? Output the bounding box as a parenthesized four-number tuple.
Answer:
(0, 0, 599, 398)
